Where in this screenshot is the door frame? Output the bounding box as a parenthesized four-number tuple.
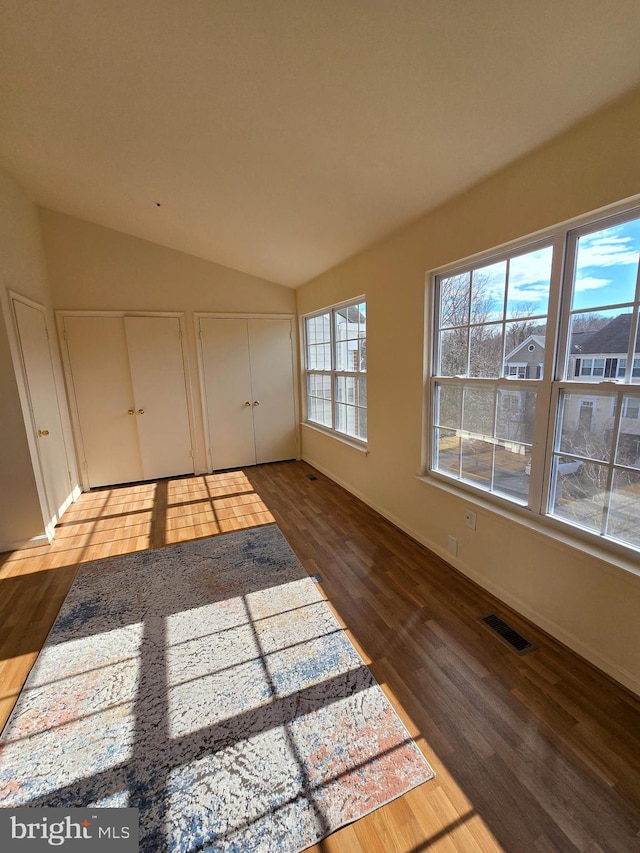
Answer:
(194, 312, 300, 472)
(56, 310, 199, 491)
(3, 291, 80, 543)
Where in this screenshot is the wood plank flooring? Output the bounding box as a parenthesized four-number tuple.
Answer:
(1, 460, 639, 852)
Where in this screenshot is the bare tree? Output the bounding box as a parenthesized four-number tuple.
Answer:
(439, 272, 495, 376)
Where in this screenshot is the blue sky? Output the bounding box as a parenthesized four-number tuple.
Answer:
(475, 217, 640, 320)
(572, 219, 640, 312)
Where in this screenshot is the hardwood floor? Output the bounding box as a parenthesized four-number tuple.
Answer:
(1, 460, 639, 851)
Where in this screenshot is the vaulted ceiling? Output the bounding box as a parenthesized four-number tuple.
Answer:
(2, 1, 640, 286)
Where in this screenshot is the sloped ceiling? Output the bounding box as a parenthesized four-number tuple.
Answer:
(1, 0, 640, 286)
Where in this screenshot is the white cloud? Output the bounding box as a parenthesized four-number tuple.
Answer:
(508, 247, 553, 288)
(574, 275, 612, 292)
(577, 226, 639, 268)
(507, 282, 551, 303)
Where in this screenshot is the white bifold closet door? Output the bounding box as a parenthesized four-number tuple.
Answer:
(199, 317, 297, 470)
(63, 315, 193, 487)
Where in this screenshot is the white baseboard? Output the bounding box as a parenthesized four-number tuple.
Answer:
(302, 455, 640, 698)
(0, 533, 51, 554)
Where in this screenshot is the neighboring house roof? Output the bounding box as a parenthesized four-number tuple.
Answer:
(569, 330, 594, 353)
(504, 334, 545, 363)
(505, 315, 635, 363)
(576, 313, 633, 355)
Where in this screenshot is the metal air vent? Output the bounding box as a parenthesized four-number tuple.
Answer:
(480, 613, 536, 655)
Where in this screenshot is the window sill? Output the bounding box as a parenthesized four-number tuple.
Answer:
(302, 421, 369, 454)
(417, 472, 640, 586)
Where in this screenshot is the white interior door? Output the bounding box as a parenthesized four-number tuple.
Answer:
(13, 298, 73, 525)
(64, 315, 143, 487)
(124, 316, 193, 480)
(199, 318, 256, 469)
(248, 318, 297, 463)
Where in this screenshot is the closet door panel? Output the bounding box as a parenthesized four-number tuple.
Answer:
(199, 318, 256, 469)
(248, 319, 297, 464)
(124, 316, 193, 480)
(64, 316, 142, 487)
(14, 299, 73, 523)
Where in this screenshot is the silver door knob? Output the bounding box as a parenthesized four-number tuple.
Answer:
(253, 400, 260, 406)
(38, 429, 50, 437)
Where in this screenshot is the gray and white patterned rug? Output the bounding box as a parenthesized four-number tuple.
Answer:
(0, 524, 434, 851)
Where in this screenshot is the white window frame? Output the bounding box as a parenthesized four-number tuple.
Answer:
(303, 297, 367, 445)
(426, 199, 640, 558)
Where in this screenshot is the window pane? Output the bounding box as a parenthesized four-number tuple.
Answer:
(571, 219, 640, 312)
(496, 390, 536, 444)
(306, 313, 331, 345)
(335, 303, 366, 371)
(436, 384, 462, 430)
(307, 343, 331, 370)
(461, 438, 494, 489)
(556, 391, 615, 463)
(307, 373, 332, 428)
(504, 321, 546, 374)
(434, 429, 460, 477)
(335, 375, 366, 438)
(615, 394, 640, 467)
(308, 397, 332, 428)
(462, 386, 494, 437)
(337, 339, 363, 371)
(335, 339, 348, 370)
(469, 324, 503, 377)
(633, 326, 640, 384)
(607, 470, 640, 548)
(321, 399, 332, 426)
(335, 402, 361, 438)
(356, 375, 367, 408)
(440, 273, 470, 328)
(308, 373, 331, 399)
(493, 443, 530, 503)
(549, 460, 607, 534)
(357, 302, 367, 339)
(506, 245, 552, 319)
(439, 328, 468, 376)
(336, 375, 351, 403)
(356, 407, 367, 440)
(472, 261, 506, 321)
(336, 304, 360, 340)
(566, 309, 632, 380)
(358, 337, 367, 371)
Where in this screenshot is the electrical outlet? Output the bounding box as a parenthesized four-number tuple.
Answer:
(465, 509, 477, 530)
(447, 535, 458, 556)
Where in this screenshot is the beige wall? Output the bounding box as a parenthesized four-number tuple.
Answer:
(40, 210, 296, 316)
(296, 87, 640, 695)
(40, 211, 297, 473)
(0, 168, 57, 547)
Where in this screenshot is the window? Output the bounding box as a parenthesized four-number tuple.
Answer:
(617, 357, 640, 378)
(429, 205, 640, 554)
(622, 396, 640, 420)
(304, 298, 367, 442)
(579, 357, 605, 377)
(507, 364, 528, 379)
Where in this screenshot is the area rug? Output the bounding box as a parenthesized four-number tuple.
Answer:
(0, 524, 434, 852)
